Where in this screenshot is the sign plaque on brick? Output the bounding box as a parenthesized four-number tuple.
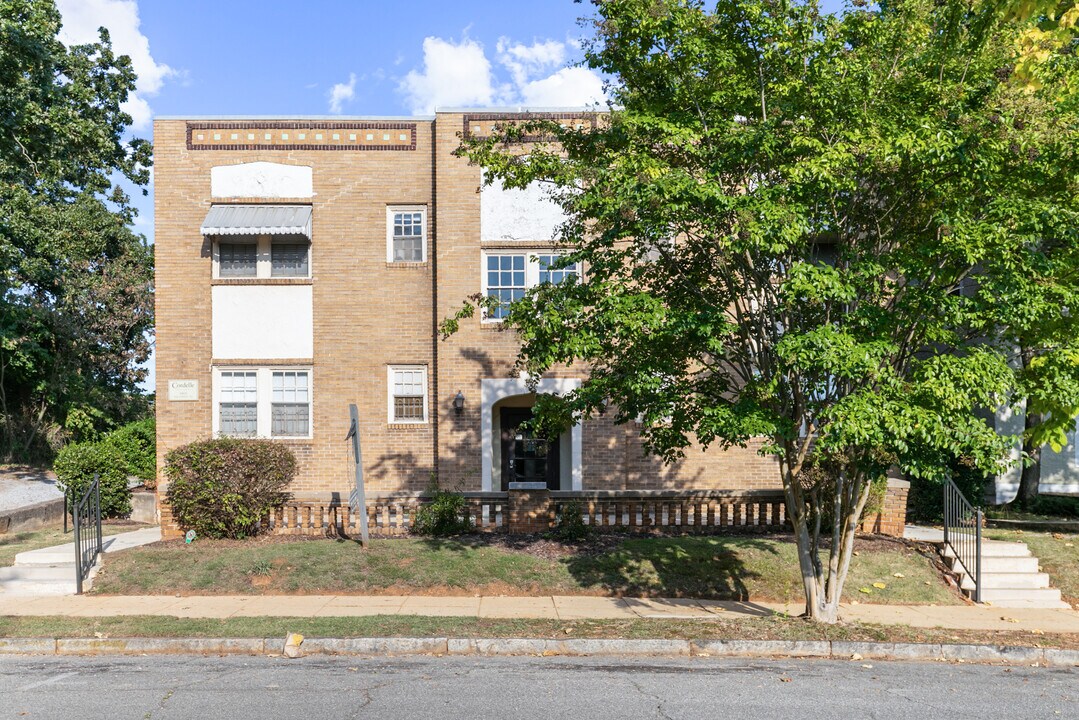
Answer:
(167, 379, 198, 401)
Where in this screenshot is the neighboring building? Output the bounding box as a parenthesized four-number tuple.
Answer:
(994, 406, 1079, 503)
(152, 110, 784, 534)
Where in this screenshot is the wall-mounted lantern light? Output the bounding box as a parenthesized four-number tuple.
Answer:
(453, 391, 465, 415)
(598, 398, 609, 415)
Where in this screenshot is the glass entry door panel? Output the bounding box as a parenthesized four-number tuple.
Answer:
(500, 407, 561, 491)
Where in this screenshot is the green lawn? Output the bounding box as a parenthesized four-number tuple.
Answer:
(987, 529, 1079, 605)
(91, 534, 961, 606)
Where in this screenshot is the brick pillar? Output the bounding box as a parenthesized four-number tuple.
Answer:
(156, 491, 184, 539)
(507, 485, 553, 534)
(860, 476, 910, 537)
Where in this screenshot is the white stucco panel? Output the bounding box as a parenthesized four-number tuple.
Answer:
(480, 176, 566, 242)
(211, 162, 313, 198)
(212, 285, 313, 359)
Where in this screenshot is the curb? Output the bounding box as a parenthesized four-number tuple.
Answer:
(0, 637, 1076, 666)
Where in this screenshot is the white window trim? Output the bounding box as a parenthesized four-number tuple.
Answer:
(386, 205, 428, 263)
(387, 364, 429, 424)
(212, 234, 311, 279)
(479, 250, 579, 322)
(211, 366, 313, 439)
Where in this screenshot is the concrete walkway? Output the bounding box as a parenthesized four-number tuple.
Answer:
(1, 593, 1078, 633)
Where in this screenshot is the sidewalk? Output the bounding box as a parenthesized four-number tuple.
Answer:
(2, 593, 1078, 633)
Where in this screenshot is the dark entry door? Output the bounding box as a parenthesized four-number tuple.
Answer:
(500, 407, 561, 491)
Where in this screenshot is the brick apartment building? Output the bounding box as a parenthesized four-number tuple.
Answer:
(152, 110, 792, 533)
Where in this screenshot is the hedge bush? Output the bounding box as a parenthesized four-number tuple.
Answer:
(412, 488, 473, 536)
(53, 442, 132, 518)
(102, 417, 156, 484)
(164, 438, 296, 539)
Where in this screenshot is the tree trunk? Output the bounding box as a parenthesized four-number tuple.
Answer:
(1016, 410, 1042, 509)
(1016, 347, 1041, 510)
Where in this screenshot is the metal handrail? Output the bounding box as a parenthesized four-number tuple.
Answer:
(943, 478, 983, 603)
(73, 474, 103, 595)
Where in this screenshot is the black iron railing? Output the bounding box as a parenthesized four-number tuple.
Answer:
(73, 474, 103, 594)
(943, 477, 982, 603)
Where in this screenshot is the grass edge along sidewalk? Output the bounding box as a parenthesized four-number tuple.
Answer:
(2, 614, 1078, 652)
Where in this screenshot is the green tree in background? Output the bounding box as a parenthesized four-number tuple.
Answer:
(447, 0, 1079, 622)
(0, 0, 154, 462)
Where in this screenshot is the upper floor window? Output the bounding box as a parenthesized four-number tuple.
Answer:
(213, 234, 310, 279)
(482, 251, 579, 320)
(387, 206, 427, 263)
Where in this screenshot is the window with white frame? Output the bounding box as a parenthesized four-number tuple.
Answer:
(388, 365, 428, 423)
(271, 370, 310, 436)
(386, 206, 427, 263)
(213, 235, 310, 279)
(215, 368, 311, 438)
(219, 371, 258, 437)
(482, 252, 579, 320)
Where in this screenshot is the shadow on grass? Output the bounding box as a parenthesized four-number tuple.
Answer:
(562, 536, 780, 600)
(413, 532, 783, 601)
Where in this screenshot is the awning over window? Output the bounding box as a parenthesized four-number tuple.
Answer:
(200, 204, 312, 238)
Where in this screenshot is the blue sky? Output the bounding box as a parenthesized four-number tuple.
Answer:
(55, 0, 847, 387)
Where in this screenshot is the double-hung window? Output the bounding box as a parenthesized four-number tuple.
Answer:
(215, 368, 312, 438)
(482, 252, 579, 320)
(387, 206, 427, 263)
(388, 366, 428, 423)
(271, 371, 310, 436)
(219, 371, 258, 437)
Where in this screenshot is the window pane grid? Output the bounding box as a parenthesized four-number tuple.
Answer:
(219, 243, 257, 277)
(392, 211, 424, 262)
(272, 371, 309, 403)
(391, 367, 426, 422)
(220, 403, 257, 437)
(485, 254, 526, 319)
(393, 396, 424, 421)
(538, 254, 578, 285)
(272, 403, 310, 436)
(271, 241, 309, 277)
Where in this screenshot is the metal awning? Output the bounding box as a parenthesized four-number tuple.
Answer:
(200, 205, 312, 238)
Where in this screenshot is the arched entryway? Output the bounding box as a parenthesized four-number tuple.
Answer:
(480, 378, 582, 492)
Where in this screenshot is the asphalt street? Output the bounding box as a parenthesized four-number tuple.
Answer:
(0, 654, 1075, 719)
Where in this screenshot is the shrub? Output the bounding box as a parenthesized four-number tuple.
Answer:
(165, 438, 296, 539)
(53, 442, 132, 518)
(412, 488, 473, 537)
(551, 500, 592, 541)
(102, 417, 156, 484)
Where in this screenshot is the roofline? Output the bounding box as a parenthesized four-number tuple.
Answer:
(437, 106, 607, 113)
(154, 107, 609, 122)
(154, 115, 435, 122)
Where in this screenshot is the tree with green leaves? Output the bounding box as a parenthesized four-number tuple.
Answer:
(1, 0, 154, 461)
(446, 0, 1079, 622)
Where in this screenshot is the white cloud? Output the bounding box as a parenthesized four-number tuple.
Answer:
(519, 66, 605, 107)
(55, 0, 175, 129)
(398, 35, 605, 115)
(328, 73, 357, 113)
(497, 38, 565, 87)
(400, 36, 496, 115)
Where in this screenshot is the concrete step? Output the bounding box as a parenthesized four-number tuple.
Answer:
(947, 555, 1040, 574)
(0, 565, 76, 582)
(943, 542, 1031, 559)
(976, 587, 1068, 607)
(14, 526, 161, 567)
(0, 563, 80, 596)
(961, 572, 1050, 591)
